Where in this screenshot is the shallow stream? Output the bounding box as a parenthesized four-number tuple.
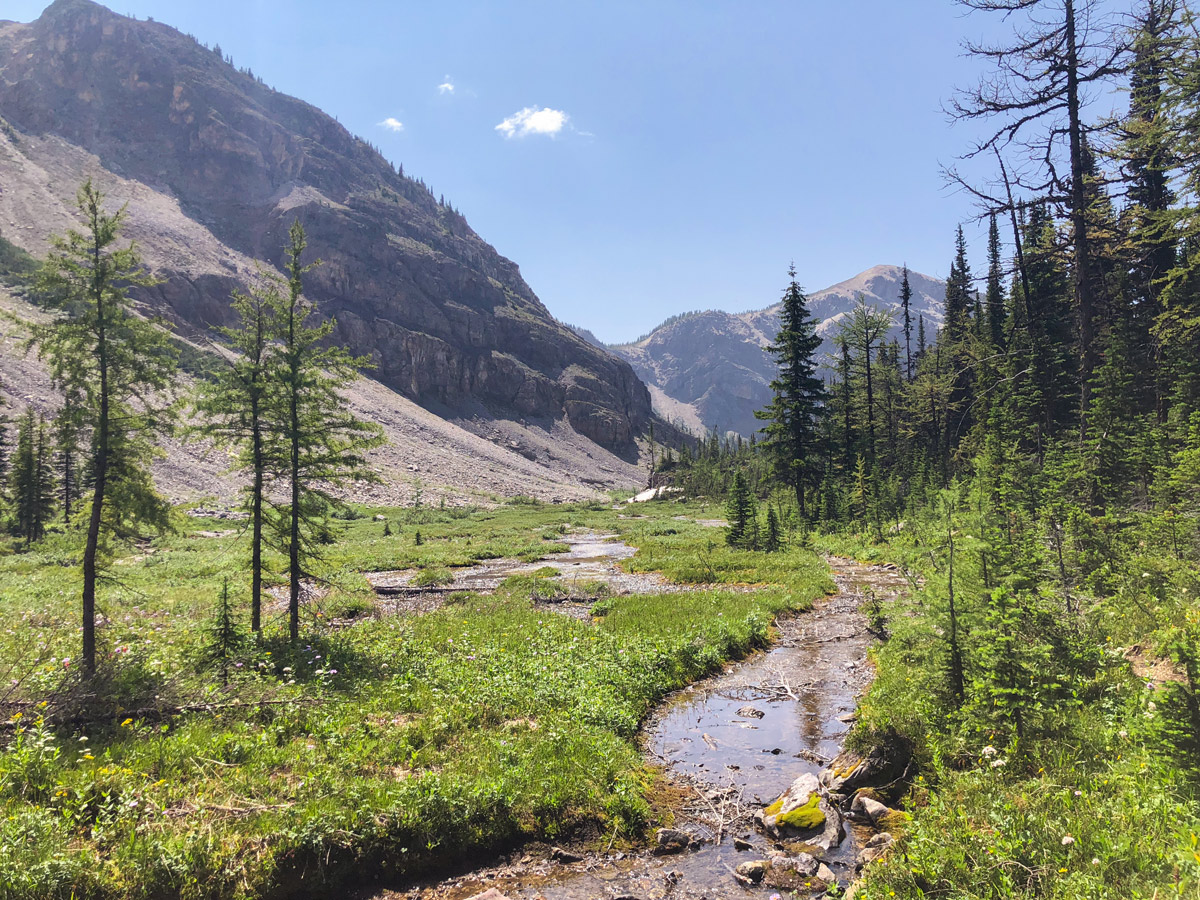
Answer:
(387, 556, 909, 900)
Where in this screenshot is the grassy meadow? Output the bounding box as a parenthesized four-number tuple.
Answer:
(0, 497, 830, 900)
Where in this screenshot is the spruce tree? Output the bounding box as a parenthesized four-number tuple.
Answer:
(270, 221, 384, 643)
(30, 181, 177, 675)
(725, 470, 754, 549)
(755, 266, 827, 518)
(10, 408, 56, 547)
(984, 215, 1007, 350)
(900, 264, 914, 380)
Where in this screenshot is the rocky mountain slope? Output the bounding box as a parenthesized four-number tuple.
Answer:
(0, 0, 651, 460)
(612, 265, 945, 437)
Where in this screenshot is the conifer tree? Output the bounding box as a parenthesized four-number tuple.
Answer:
(725, 470, 755, 549)
(10, 408, 56, 547)
(53, 392, 82, 522)
(755, 266, 827, 517)
(192, 276, 283, 633)
(30, 181, 177, 675)
(763, 505, 781, 552)
(270, 220, 384, 643)
(984, 215, 1006, 350)
(900, 264, 914, 380)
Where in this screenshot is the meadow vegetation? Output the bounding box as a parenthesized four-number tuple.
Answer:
(0, 498, 829, 900)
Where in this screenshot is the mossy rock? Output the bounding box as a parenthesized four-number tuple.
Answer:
(775, 793, 826, 830)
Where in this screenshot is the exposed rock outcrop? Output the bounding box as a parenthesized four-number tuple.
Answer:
(0, 0, 652, 453)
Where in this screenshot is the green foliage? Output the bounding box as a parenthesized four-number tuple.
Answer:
(0, 500, 828, 900)
(8, 408, 56, 546)
(201, 578, 248, 685)
(28, 180, 178, 675)
(268, 221, 384, 642)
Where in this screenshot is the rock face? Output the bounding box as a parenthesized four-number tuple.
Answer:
(613, 265, 945, 436)
(0, 0, 651, 453)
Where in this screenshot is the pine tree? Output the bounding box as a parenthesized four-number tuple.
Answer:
(755, 266, 827, 517)
(270, 221, 385, 643)
(192, 275, 283, 633)
(30, 181, 177, 675)
(984, 215, 1007, 350)
(763, 505, 781, 552)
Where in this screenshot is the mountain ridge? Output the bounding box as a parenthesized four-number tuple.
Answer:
(611, 264, 945, 436)
(0, 0, 652, 456)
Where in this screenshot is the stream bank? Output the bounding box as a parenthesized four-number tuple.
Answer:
(372, 556, 909, 900)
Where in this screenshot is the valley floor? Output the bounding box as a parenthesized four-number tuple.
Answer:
(0, 497, 830, 899)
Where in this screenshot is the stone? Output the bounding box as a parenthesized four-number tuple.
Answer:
(654, 828, 690, 854)
(851, 792, 891, 823)
(817, 863, 836, 884)
(821, 741, 911, 796)
(857, 831, 895, 868)
(761, 853, 820, 891)
(737, 705, 765, 719)
(735, 860, 768, 883)
(465, 891, 512, 900)
(733, 837, 753, 851)
(756, 773, 843, 850)
(550, 846, 583, 863)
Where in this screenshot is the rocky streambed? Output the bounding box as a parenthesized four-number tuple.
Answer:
(380, 557, 912, 900)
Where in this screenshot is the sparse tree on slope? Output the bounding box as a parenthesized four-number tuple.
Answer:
(192, 276, 283, 634)
(271, 220, 384, 643)
(30, 180, 177, 676)
(10, 408, 56, 547)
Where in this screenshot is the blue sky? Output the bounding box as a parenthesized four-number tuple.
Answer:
(12, 1, 1029, 342)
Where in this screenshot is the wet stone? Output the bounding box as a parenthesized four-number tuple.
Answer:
(653, 828, 690, 854)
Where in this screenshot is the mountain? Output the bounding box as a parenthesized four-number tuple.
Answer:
(0, 0, 651, 457)
(613, 265, 945, 437)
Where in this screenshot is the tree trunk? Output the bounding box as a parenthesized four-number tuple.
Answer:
(251, 395, 263, 634)
(1065, 0, 1095, 436)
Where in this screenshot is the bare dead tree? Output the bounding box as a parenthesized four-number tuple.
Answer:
(946, 0, 1129, 437)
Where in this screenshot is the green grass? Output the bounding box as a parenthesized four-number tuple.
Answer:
(0, 499, 828, 899)
(817, 525, 1200, 900)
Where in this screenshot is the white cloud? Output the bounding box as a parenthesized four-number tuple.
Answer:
(437, 77, 455, 95)
(495, 106, 569, 139)
(377, 117, 405, 133)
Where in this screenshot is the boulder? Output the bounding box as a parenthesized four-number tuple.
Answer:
(755, 772, 844, 851)
(761, 853, 821, 891)
(851, 793, 891, 824)
(465, 891, 513, 900)
(735, 859, 768, 883)
(820, 740, 911, 797)
(654, 828, 690, 854)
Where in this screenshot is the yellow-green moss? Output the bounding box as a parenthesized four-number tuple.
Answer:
(775, 793, 825, 830)
(764, 797, 784, 817)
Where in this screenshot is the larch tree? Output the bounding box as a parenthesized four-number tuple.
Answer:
(30, 180, 177, 675)
(192, 276, 283, 634)
(270, 220, 384, 643)
(755, 265, 827, 518)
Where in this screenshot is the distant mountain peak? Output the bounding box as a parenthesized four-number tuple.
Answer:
(612, 265, 945, 436)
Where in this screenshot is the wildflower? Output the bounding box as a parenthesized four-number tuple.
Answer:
(1073, 790, 1082, 797)
(121, 718, 134, 728)
(1118, 730, 1128, 739)
(990, 758, 1006, 768)
(1062, 835, 1075, 846)
(1059, 868, 1068, 873)
(982, 745, 997, 758)
(1091, 858, 1100, 866)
